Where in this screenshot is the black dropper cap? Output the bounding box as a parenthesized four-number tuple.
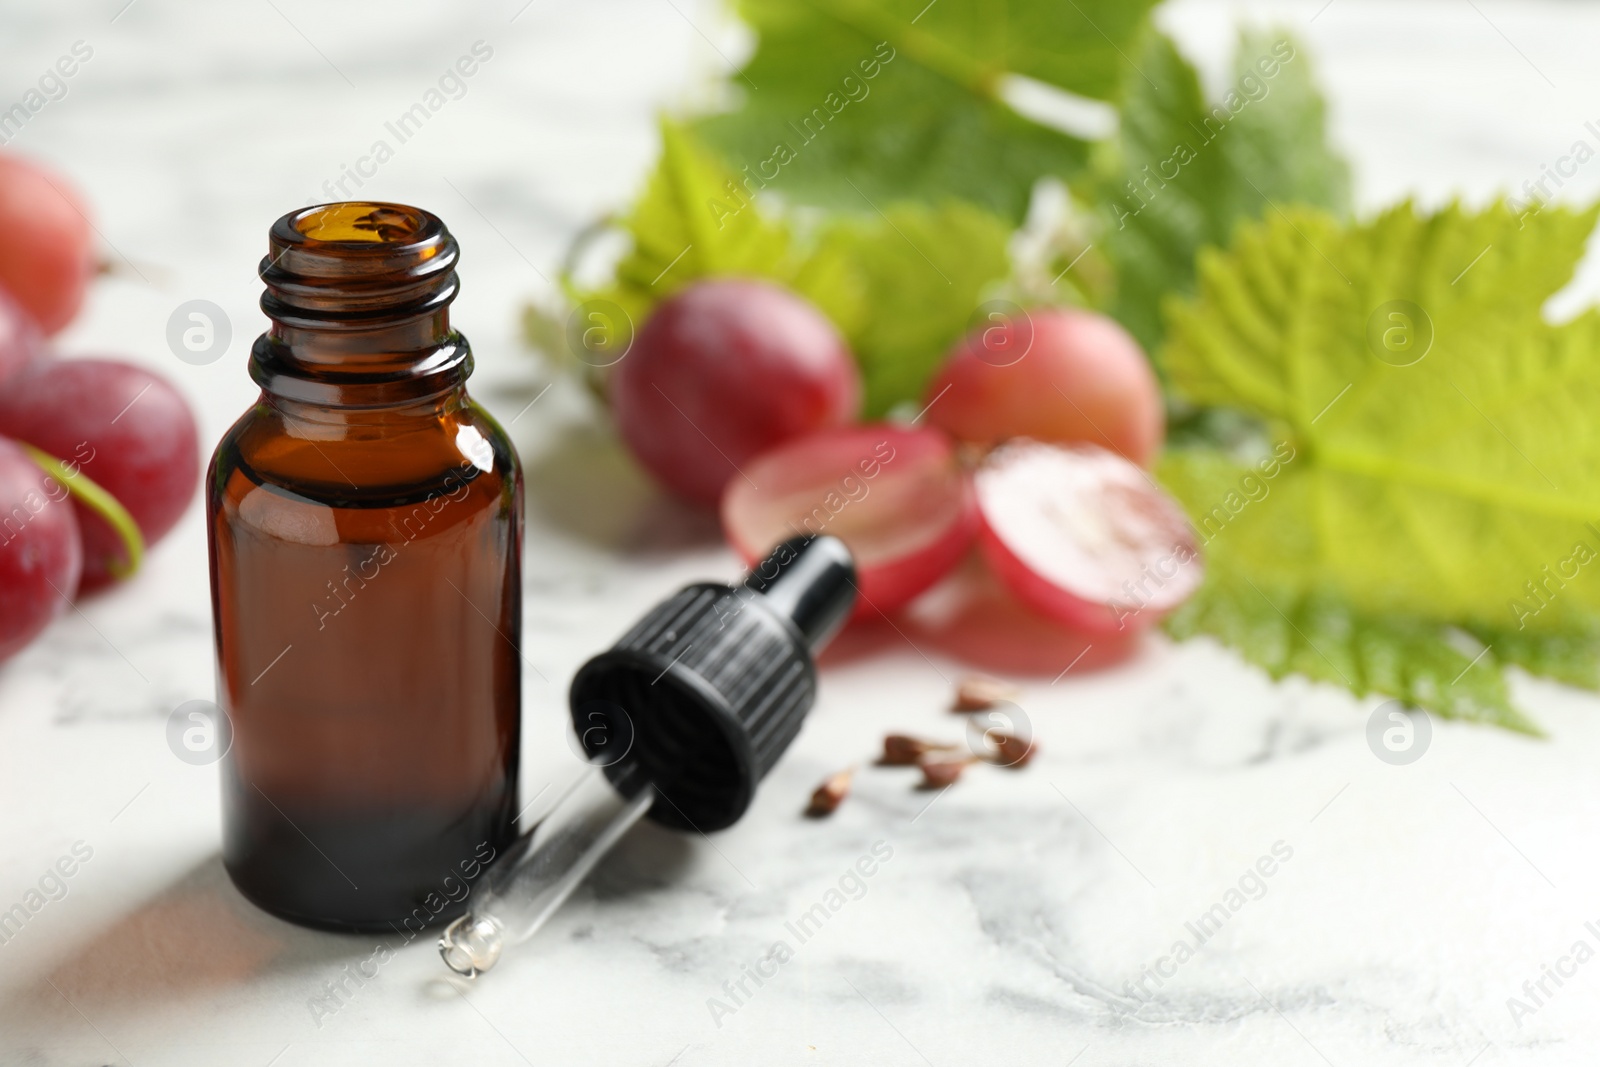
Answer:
(568, 536, 857, 832)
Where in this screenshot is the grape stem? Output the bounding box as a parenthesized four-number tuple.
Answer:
(20, 443, 145, 579)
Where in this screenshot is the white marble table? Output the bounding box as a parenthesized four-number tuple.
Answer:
(3, 0, 1600, 1063)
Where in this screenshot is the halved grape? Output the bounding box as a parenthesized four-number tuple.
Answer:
(721, 424, 976, 617)
(0, 436, 83, 663)
(975, 440, 1201, 634)
(0, 359, 199, 591)
(0, 154, 95, 334)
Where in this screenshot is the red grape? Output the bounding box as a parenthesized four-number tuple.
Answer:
(974, 440, 1201, 633)
(721, 424, 976, 617)
(0, 436, 82, 662)
(0, 284, 44, 385)
(0, 359, 199, 591)
(924, 306, 1164, 467)
(610, 279, 860, 506)
(0, 154, 95, 334)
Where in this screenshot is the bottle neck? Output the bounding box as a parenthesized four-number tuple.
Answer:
(251, 202, 472, 408)
(265, 383, 470, 428)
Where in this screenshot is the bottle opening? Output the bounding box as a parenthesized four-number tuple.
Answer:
(261, 201, 456, 313)
(293, 203, 429, 245)
(254, 200, 470, 404)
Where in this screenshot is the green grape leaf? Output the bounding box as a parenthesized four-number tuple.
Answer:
(1465, 621, 1600, 692)
(544, 121, 1012, 415)
(1158, 199, 1600, 730)
(601, 120, 799, 323)
(696, 0, 1159, 223)
(525, 121, 799, 386)
(1160, 448, 1538, 732)
(1165, 565, 1539, 734)
(792, 199, 1012, 414)
(1097, 28, 1351, 357)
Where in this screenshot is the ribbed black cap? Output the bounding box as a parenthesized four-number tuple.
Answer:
(568, 536, 856, 832)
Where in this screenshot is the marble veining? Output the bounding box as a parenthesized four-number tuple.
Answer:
(2, 0, 1600, 1064)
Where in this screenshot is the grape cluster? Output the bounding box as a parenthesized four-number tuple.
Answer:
(0, 154, 199, 664)
(610, 281, 1197, 640)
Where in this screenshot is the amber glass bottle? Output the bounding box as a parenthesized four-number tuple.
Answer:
(208, 203, 522, 933)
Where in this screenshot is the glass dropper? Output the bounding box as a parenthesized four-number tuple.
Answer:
(439, 762, 651, 977)
(439, 534, 858, 979)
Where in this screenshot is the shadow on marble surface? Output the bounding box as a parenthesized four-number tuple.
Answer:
(517, 415, 722, 557)
(902, 554, 1142, 678)
(2, 825, 698, 1042)
(589, 817, 697, 899)
(5, 856, 360, 1023)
